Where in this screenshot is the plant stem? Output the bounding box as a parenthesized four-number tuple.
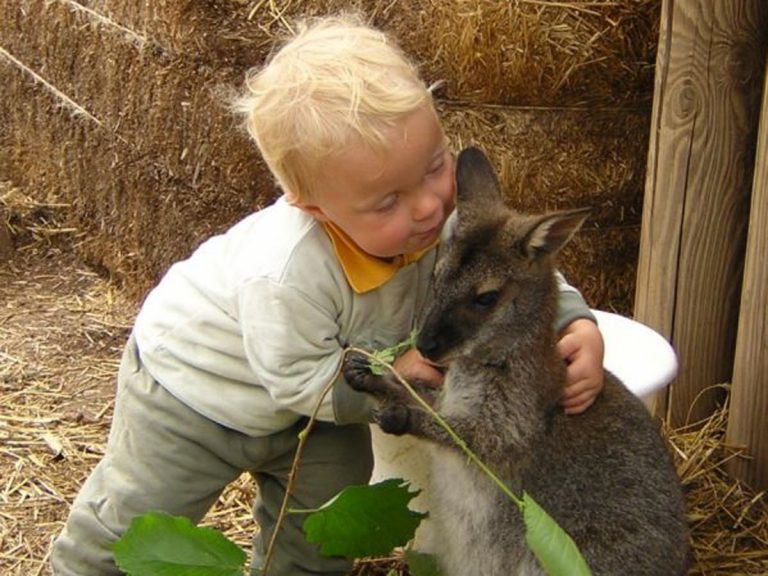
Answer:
(349, 347, 524, 509)
(263, 344, 524, 575)
(285, 507, 321, 515)
(260, 368, 339, 574)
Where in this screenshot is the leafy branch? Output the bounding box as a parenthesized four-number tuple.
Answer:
(348, 348, 593, 576)
(112, 338, 592, 576)
(366, 329, 418, 375)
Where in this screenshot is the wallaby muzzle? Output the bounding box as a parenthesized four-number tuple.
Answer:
(416, 312, 464, 364)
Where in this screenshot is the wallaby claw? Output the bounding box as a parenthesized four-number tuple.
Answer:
(377, 404, 411, 435)
(342, 351, 377, 392)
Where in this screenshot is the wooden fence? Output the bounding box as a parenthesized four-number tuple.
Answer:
(727, 61, 768, 492)
(635, 0, 768, 489)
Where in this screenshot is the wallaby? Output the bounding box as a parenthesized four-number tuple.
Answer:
(344, 147, 689, 576)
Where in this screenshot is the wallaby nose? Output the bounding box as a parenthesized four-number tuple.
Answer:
(416, 331, 440, 360)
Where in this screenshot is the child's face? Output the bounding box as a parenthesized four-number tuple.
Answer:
(298, 105, 455, 258)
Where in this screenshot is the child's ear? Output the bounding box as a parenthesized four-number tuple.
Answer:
(291, 198, 330, 222)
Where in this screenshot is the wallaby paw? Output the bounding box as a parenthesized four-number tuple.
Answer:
(377, 404, 411, 435)
(342, 351, 379, 393)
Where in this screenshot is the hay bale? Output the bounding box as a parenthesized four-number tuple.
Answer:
(0, 210, 13, 261)
(70, 0, 270, 62)
(64, 1, 392, 64)
(58, 0, 659, 108)
(1, 0, 658, 307)
(0, 0, 274, 296)
(440, 103, 648, 313)
(1, 1, 262, 193)
(1, 71, 270, 296)
(388, 0, 659, 107)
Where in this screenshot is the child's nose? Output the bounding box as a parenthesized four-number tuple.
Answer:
(412, 189, 442, 222)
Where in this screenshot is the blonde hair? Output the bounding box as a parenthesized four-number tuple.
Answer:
(234, 14, 434, 202)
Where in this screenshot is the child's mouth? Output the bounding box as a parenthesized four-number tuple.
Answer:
(414, 224, 440, 242)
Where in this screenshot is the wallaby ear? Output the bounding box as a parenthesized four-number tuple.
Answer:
(454, 147, 504, 231)
(522, 207, 591, 259)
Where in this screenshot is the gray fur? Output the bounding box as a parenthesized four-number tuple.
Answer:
(344, 147, 690, 575)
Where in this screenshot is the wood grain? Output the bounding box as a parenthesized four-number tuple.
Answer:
(634, 0, 767, 424)
(726, 60, 768, 490)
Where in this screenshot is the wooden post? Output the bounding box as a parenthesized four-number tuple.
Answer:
(726, 62, 768, 491)
(634, 0, 767, 425)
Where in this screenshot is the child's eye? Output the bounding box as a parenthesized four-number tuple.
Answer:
(427, 156, 445, 175)
(373, 195, 398, 213)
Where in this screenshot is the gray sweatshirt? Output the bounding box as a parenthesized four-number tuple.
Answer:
(134, 197, 592, 436)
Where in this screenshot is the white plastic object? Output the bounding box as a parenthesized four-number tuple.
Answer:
(590, 309, 678, 398)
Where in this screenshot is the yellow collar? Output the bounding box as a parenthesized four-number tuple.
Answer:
(322, 221, 436, 293)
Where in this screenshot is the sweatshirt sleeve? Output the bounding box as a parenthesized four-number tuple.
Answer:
(554, 271, 596, 332)
(239, 278, 376, 425)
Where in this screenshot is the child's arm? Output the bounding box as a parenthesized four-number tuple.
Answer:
(553, 271, 604, 414)
(391, 324, 603, 414)
(557, 318, 604, 414)
(392, 348, 444, 388)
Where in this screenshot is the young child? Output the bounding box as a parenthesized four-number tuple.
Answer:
(51, 14, 604, 576)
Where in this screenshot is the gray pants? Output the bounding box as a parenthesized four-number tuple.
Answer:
(50, 337, 373, 575)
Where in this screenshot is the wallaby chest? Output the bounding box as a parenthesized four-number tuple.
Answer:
(427, 447, 540, 576)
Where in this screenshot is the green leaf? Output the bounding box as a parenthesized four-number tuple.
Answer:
(368, 330, 418, 375)
(522, 492, 593, 576)
(112, 511, 246, 576)
(301, 479, 427, 558)
(404, 549, 443, 576)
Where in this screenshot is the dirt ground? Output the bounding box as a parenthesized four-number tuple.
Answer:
(0, 236, 261, 574)
(1, 204, 766, 575)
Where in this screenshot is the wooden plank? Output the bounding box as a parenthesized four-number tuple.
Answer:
(634, 0, 767, 424)
(726, 61, 768, 490)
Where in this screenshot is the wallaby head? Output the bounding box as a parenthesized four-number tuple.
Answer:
(417, 147, 590, 366)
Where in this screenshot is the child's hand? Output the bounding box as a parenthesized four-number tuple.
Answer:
(393, 348, 445, 388)
(557, 318, 604, 415)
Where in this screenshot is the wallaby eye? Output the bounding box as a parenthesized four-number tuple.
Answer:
(473, 290, 500, 309)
